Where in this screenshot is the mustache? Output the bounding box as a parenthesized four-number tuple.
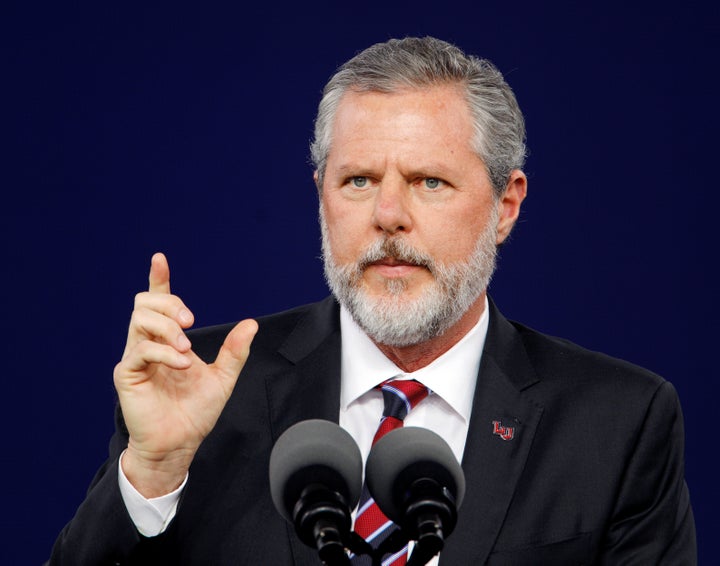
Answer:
(357, 237, 436, 273)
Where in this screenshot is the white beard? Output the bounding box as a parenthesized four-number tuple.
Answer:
(320, 205, 499, 347)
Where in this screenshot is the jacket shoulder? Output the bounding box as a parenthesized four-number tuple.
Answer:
(187, 296, 338, 363)
(515, 319, 664, 382)
(505, 317, 673, 417)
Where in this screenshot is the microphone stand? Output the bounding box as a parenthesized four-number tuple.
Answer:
(293, 485, 373, 566)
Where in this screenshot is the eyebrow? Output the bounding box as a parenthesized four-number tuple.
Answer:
(332, 163, 373, 174)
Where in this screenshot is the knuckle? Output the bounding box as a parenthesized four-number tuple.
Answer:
(128, 308, 150, 335)
(133, 291, 149, 307)
(133, 339, 156, 360)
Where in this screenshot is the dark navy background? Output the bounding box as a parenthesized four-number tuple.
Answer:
(4, 2, 718, 564)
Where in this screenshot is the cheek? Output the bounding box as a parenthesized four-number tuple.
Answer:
(322, 199, 367, 259)
(422, 208, 490, 261)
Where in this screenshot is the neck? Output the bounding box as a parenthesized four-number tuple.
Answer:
(373, 293, 487, 373)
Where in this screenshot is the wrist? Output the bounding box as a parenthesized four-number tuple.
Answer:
(122, 444, 194, 498)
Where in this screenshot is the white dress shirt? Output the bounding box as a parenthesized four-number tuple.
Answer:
(339, 299, 488, 469)
(339, 301, 488, 565)
(119, 297, 490, 563)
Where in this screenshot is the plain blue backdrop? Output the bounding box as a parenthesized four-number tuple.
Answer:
(3, 1, 718, 564)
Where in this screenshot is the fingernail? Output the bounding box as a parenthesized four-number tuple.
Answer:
(178, 308, 192, 325)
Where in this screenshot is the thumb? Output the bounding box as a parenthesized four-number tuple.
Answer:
(213, 318, 259, 383)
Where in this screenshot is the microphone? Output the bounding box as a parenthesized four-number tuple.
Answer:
(269, 419, 366, 565)
(365, 427, 465, 566)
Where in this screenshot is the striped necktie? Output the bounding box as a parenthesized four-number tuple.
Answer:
(352, 379, 431, 565)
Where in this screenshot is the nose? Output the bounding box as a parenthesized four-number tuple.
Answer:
(372, 179, 412, 235)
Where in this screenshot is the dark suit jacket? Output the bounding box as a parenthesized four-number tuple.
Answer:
(49, 296, 696, 565)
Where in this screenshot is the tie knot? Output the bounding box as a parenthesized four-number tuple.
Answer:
(379, 379, 430, 421)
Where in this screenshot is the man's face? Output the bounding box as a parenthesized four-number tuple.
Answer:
(319, 85, 520, 346)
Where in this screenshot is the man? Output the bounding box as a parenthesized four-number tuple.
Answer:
(49, 36, 696, 565)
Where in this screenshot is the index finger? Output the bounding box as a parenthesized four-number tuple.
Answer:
(149, 252, 171, 294)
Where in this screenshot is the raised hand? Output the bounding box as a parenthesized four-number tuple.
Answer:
(114, 252, 257, 497)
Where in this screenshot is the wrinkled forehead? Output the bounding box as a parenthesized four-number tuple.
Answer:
(329, 85, 477, 153)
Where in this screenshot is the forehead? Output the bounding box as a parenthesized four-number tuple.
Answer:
(328, 85, 478, 164)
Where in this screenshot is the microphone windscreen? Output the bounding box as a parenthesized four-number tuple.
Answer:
(365, 426, 465, 524)
(269, 419, 363, 522)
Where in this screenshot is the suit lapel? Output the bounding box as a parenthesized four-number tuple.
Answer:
(262, 297, 345, 565)
(265, 296, 343, 439)
(440, 300, 544, 564)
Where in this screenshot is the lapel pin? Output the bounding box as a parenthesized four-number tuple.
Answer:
(492, 420, 515, 441)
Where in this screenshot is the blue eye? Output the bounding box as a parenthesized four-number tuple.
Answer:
(351, 177, 368, 188)
(424, 178, 440, 189)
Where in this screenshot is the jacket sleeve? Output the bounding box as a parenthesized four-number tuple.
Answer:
(47, 405, 173, 566)
(600, 381, 696, 565)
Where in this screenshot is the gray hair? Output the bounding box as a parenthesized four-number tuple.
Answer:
(310, 36, 526, 197)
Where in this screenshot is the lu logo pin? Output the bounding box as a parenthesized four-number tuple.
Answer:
(492, 420, 515, 441)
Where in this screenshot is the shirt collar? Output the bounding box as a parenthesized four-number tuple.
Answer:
(339, 296, 490, 423)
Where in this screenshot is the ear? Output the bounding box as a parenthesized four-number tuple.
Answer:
(313, 170, 322, 194)
(495, 170, 527, 245)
